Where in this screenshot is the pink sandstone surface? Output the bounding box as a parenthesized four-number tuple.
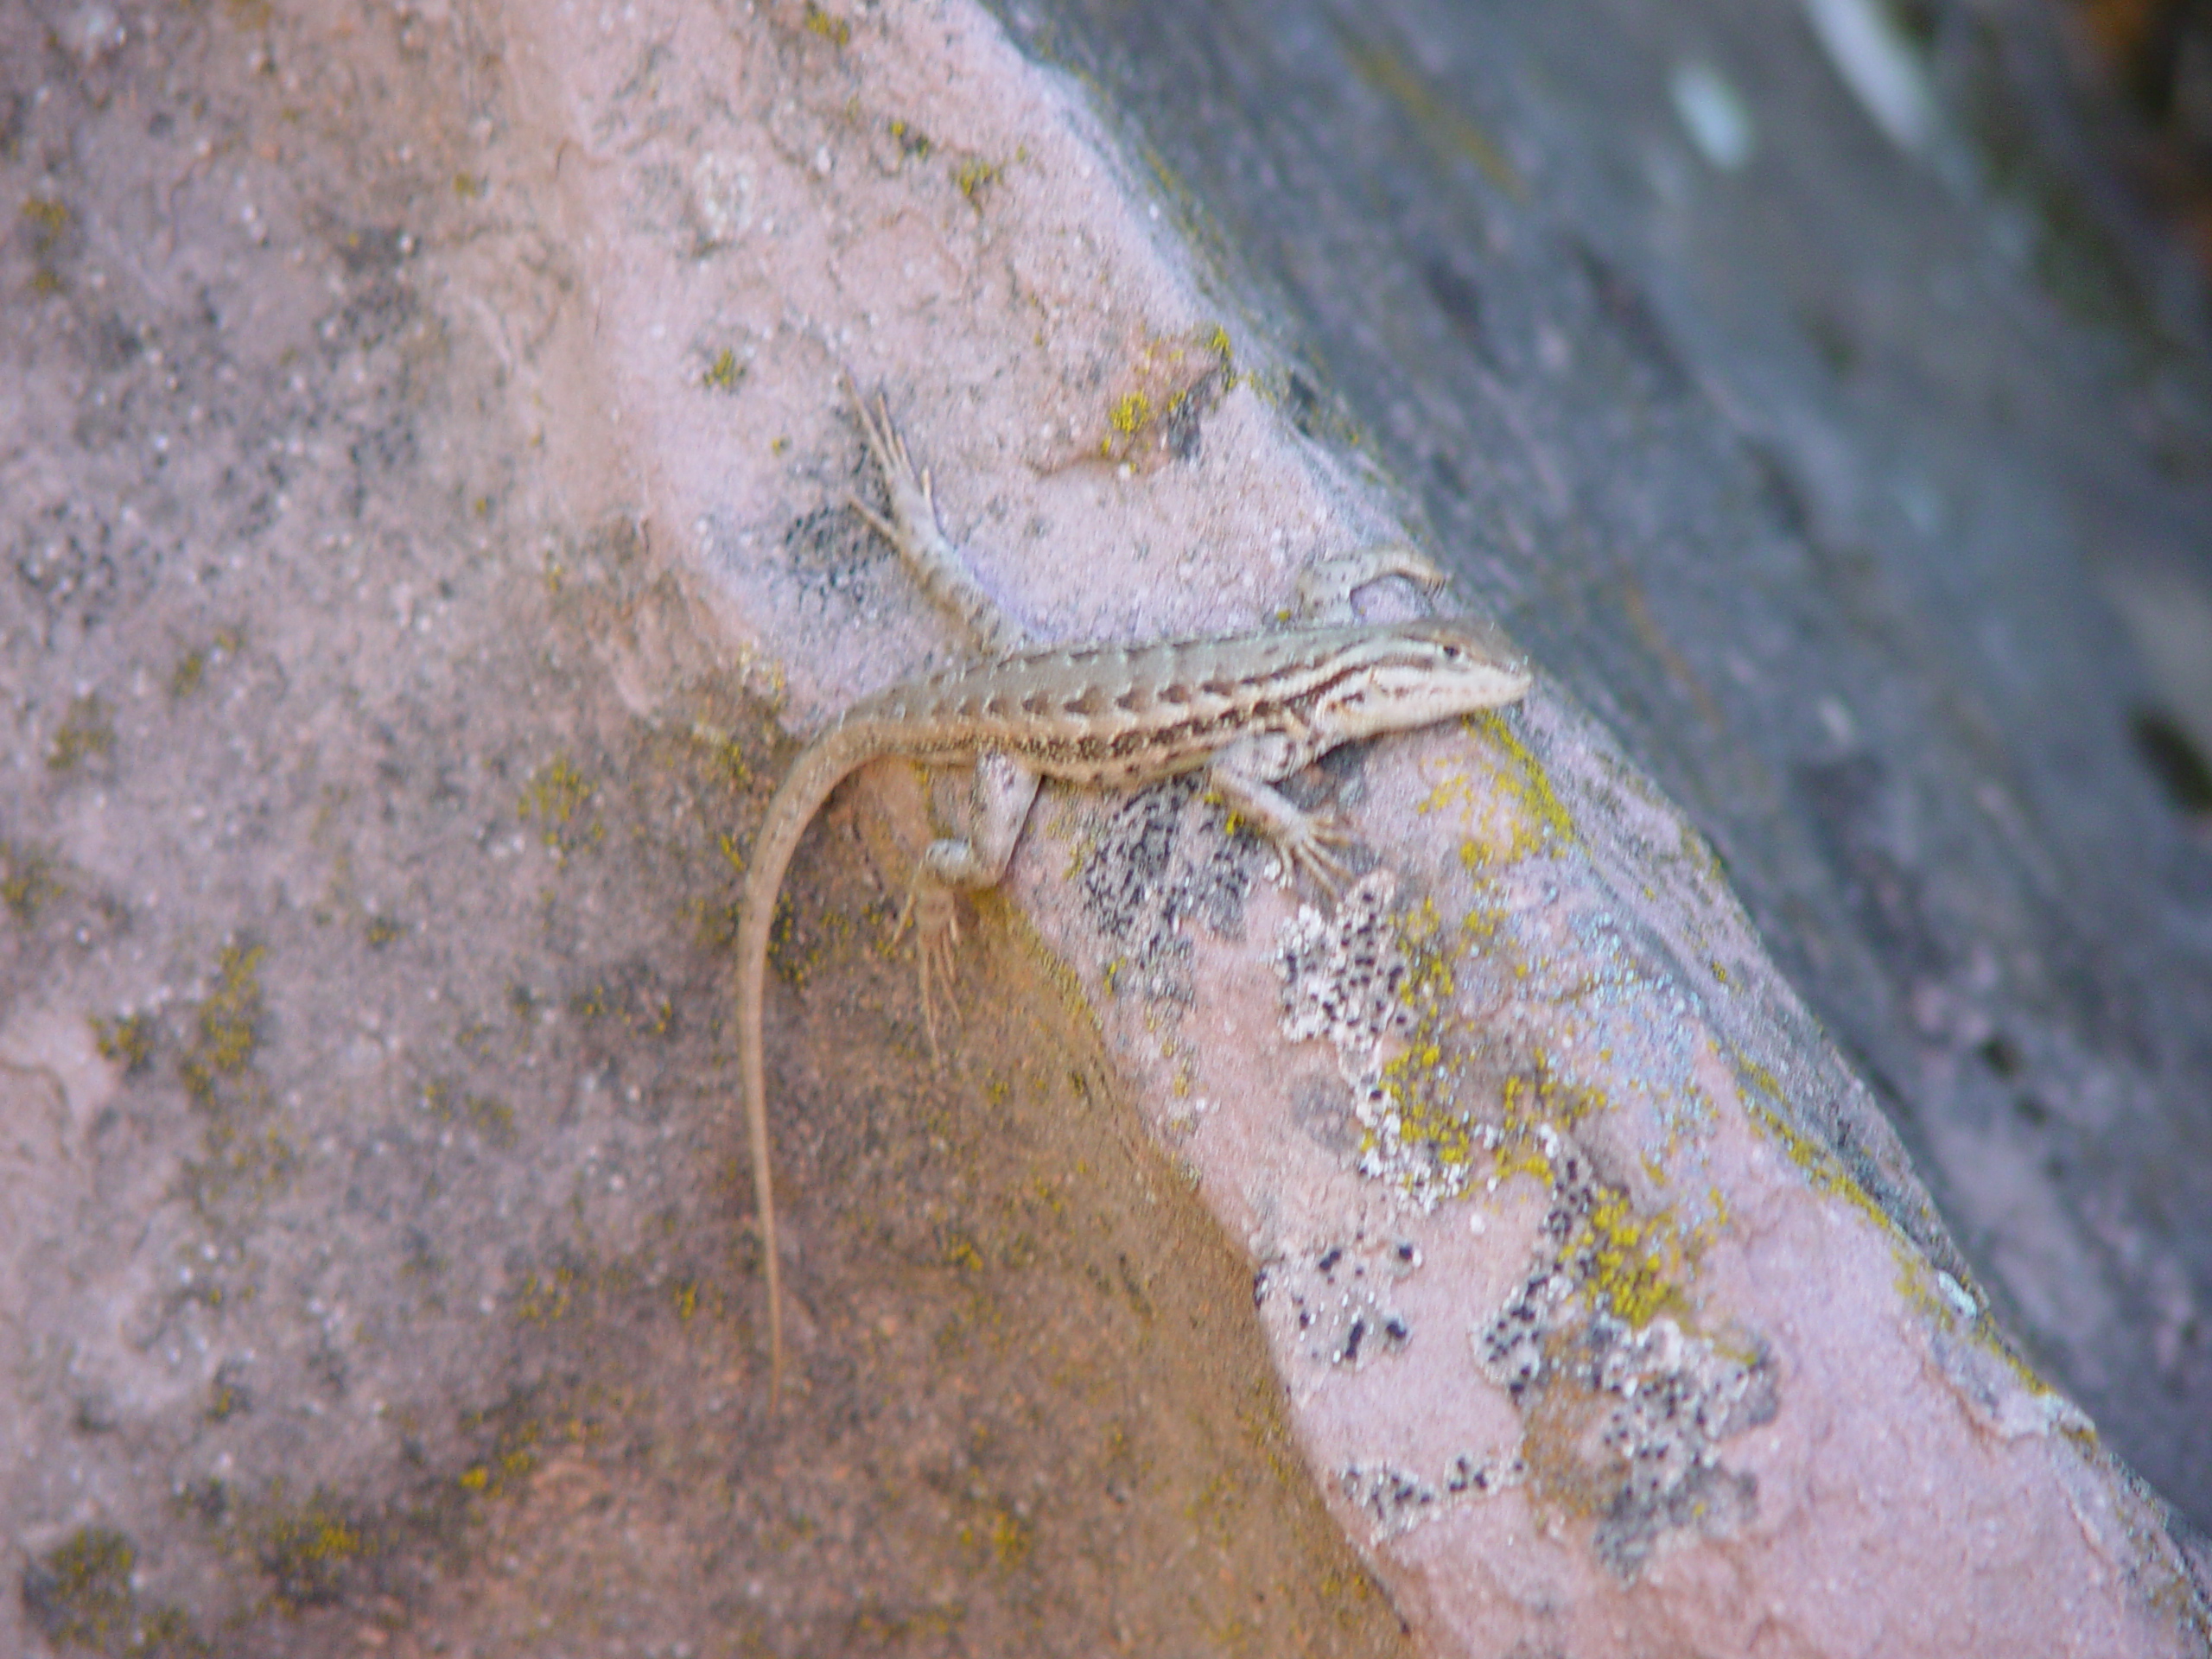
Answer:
(2, 0, 2206, 1653)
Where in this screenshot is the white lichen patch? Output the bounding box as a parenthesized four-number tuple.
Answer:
(1339, 1462, 1436, 1535)
(1339, 1447, 1528, 1538)
(1253, 1230, 1422, 1370)
(1273, 857, 1769, 1571)
(1277, 870, 1410, 1052)
(1474, 1126, 1776, 1580)
(1274, 871, 1494, 1205)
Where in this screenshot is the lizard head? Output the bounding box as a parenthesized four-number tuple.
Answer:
(1313, 618, 1533, 739)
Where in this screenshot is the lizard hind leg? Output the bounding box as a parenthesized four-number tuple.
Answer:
(1296, 543, 1448, 623)
(848, 385, 936, 543)
(899, 751, 1042, 1064)
(842, 376, 1033, 657)
(893, 870, 963, 1067)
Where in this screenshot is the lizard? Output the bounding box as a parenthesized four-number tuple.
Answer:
(737, 382, 1535, 1403)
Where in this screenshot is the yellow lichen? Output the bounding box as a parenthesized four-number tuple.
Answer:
(987, 1506, 1032, 1569)
(464, 1092, 516, 1147)
(1573, 1187, 1688, 1327)
(943, 1234, 987, 1275)
(1090, 327, 1234, 465)
(31, 1527, 132, 1645)
(22, 194, 67, 236)
(1470, 710, 1575, 858)
(515, 1266, 577, 1324)
(1, 841, 65, 922)
(518, 753, 590, 829)
(180, 942, 265, 1106)
(170, 647, 208, 698)
(1498, 1065, 1606, 1136)
(91, 1011, 156, 1074)
(716, 830, 747, 875)
(802, 1, 850, 45)
(702, 346, 743, 392)
(254, 1487, 369, 1610)
(1738, 1053, 2058, 1397)
(1107, 389, 1154, 438)
(518, 753, 601, 857)
(1733, 1054, 1783, 1103)
(954, 156, 1000, 200)
(48, 693, 115, 772)
(1740, 1092, 1891, 1232)
(454, 1408, 550, 1503)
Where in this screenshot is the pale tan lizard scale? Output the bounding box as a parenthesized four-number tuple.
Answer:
(738, 385, 1534, 1403)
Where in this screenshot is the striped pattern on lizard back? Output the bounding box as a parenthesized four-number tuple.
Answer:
(836, 616, 1492, 785)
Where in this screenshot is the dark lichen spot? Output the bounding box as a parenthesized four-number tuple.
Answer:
(208, 1358, 252, 1422)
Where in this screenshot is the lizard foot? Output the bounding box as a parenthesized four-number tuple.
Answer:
(893, 874, 963, 1066)
(845, 378, 942, 556)
(1267, 810, 1353, 897)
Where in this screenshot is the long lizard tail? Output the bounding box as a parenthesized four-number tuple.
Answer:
(735, 849, 785, 1405)
(737, 714, 892, 1408)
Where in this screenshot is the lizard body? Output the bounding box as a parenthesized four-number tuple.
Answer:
(739, 390, 1533, 1402)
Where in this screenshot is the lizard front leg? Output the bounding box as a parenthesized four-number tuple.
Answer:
(1206, 731, 1351, 893)
(898, 749, 1042, 1058)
